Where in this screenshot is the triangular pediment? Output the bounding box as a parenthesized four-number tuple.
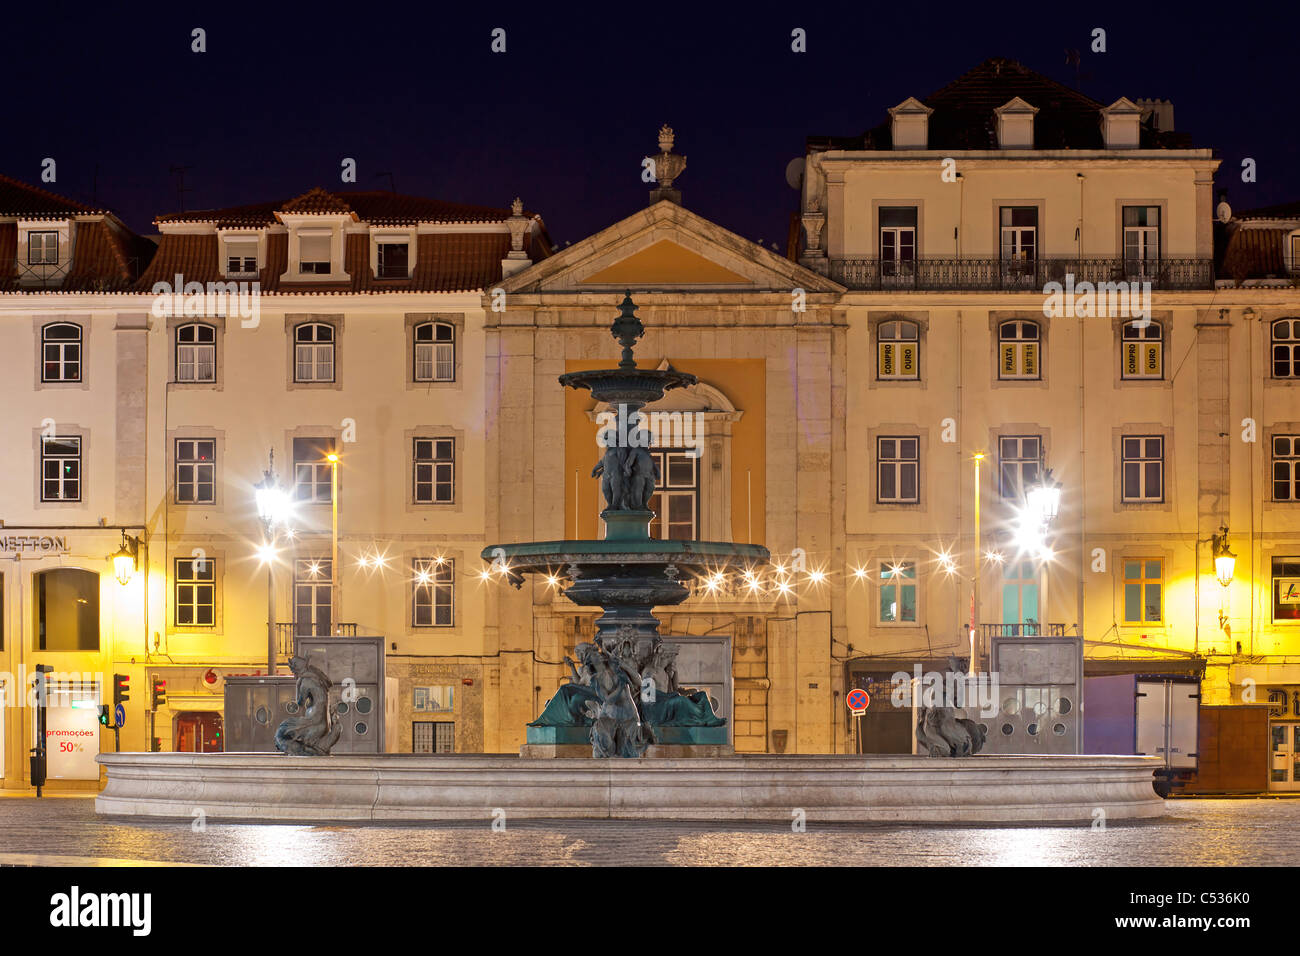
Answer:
(498, 200, 842, 294)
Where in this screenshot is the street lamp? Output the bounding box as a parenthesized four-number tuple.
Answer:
(254, 451, 292, 674)
(970, 452, 985, 675)
(1026, 468, 1062, 525)
(1212, 526, 1237, 588)
(111, 531, 139, 586)
(327, 451, 339, 636)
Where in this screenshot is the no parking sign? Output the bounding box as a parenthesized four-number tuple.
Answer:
(847, 688, 870, 716)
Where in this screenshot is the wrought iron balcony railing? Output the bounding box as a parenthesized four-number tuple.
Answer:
(829, 256, 1214, 292)
(979, 622, 1070, 639)
(276, 622, 359, 657)
(7, 258, 145, 291)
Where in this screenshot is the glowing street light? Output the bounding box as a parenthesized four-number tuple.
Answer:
(1212, 526, 1237, 587)
(1026, 468, 1063, 525)
(111, 531, 139, 586)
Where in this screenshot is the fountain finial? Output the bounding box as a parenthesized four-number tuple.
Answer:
(611, 292, 644, 370)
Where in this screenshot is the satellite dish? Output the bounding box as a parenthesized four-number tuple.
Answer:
(785, 157, 805, 190)
(1216, 200, 1232, 224)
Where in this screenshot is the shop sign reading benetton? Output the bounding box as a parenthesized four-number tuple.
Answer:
(0, 535, 69, 555)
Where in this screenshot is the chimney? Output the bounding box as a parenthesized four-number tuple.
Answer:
(649, 125, 687, 205)
(1135, 98, 1174, 133)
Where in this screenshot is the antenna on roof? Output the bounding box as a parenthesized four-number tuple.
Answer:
(375, 171, 397, 194)
(169, 164, 194, 214)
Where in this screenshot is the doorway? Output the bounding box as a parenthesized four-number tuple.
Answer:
(174, 712, 223, 753)
(1269, 722, 1300, 791)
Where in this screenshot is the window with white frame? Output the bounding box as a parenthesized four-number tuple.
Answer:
(175, 557, 216, 626)
(413, 438, 454, 503)
(176, 322, 216, 383)
(414, 322, 455, 382)
(1122, 206, 1160, 275)
(294, 322, 335, 382)
(1289, 232, 1300, 273)
(998, 320, 1041, 380)
(294, 558, 332, 636)
(647, 449, 699, 540)
(1000, 207, 1037, 278)
(879, 561, 918, 624)
(1121, 320, 1163, 379)
(293, 437, 335, 503)
(40, 436, 81, 501)
(41, 322, 82, 382)
(1274, 435, 1300, 501)
(877, 320, 919, 380)
(879, 207, 917, 280)
(28, 231, 58, 265)
(1273, 319, 1300, 379)
(224, 239, 258, 276)
(175, 439, 216, 504)
(999, 436, 1042, 500)
(412, 558, 453, 627)
(377, 242, 409, 278)
(1121, 435, 1164, 502)
(877, 436, 919, 503)
(298, 233, 331, 274)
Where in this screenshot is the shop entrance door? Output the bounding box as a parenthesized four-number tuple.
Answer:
(1269, 722, 1300, 791)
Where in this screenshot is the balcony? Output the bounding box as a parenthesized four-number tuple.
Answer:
(276, 622, 359, 658)
(6, 258, 145, 292)
(829, 256, 1214, 292)
(979, 623, 1072, 639)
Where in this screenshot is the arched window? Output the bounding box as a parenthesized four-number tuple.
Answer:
(1272, 318, 1300, 379)
(877, 320, 920, 380)
(413, 322, 455, 382)
(1121, 320, 1163, 379)
(998, 320, 1040, 380)
(33, 568, 99, 650)
(41, 322, 82, 382)
(294, 323, 335, 383)
(176, 322, 216, 383)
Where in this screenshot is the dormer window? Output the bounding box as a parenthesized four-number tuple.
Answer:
(298, 232, 332, 274)
(28, 231, 58, 265)
(224, 238, 258, 277)
(995, 97, 1038, 149)
(377, 242, 409, 278)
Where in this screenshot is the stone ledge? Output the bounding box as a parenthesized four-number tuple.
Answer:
(95, 753, 1166, 825)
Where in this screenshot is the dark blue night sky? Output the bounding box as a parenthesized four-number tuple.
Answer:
(11, 1, 1298, 244)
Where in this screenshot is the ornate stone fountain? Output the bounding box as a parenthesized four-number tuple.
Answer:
(481, 293, 770, 757)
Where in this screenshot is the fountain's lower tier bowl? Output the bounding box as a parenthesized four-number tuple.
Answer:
(95, 753, 1165, 824)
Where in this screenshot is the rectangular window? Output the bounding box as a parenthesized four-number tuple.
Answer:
(175, 557, 216, 626)
(413, 438, 455, 503)
(412, 558, 454, 627)
(1123, 206, 1160, 276)
(1121, 435, 1164, 502)
(175, 439, 216, 504)
(224, 240, 258, 276)
(1121, 321, 1163, 379)
(377, 243, 409, 278)
(413, 685, 455, 713)
(413, 720, 455, 753)
(647, 450, 699, 540)
(1273, 557, 1300, 623)
(28, 231, 58, 265)
(877, 436, 919, 503)
(879, 206, 917, 284)
(41, 436, 81, 502)
(42, 323, 82, 382)
(999, 436, 1042, 500)
(414, 322, 455, 382)
(880, 561, 918, 623)
(1275, 436, 1300, 501)
(997, 320, 1040, 380)
(294, 558, 332, 637)
(298, 234, 331, 274)
(293, 437, 335, 503)
(1000, 207, 1038, 283)
(1123, 558, 1163, 624)
(877, 320, 919, 380)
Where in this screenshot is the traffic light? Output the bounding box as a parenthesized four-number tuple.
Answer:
(113, 673, 130, 706)
(150, 677, 167, 710)
(97, 705, 109, 726)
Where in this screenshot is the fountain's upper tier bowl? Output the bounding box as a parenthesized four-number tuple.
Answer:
(558, 367, 697, 406)
(480, 539, 770, 579)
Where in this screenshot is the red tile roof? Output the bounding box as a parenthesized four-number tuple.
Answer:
(157, 188, 528, 226)
(1222, 227, 1294, 281)
(0, 173, 109, 218)
(1235, 201, 1300, 221)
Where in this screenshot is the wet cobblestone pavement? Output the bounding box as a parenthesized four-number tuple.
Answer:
(1, 796, 1297, 866)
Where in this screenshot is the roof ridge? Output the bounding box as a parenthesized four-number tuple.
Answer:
(0, 172, 105, 215)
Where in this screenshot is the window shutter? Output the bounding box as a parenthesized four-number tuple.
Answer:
(300, 234, 331, 262)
